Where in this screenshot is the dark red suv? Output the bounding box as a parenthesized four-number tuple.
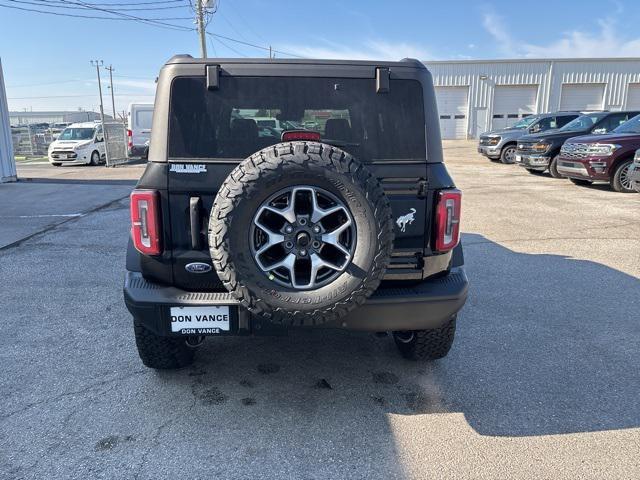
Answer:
(556, 114, 640, 192)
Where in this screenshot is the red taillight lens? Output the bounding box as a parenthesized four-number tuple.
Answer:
(434, 188, 462, 253)
(130, 189, 161, 255)
(127, 129, 133, 148)
(281, 130, 321, 142)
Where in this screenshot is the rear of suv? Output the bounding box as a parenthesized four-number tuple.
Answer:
(123, 56, 469, 369)
(478, 112, 579, 164)
(515, 111, 640, 177)
(556, 114, 640, 192)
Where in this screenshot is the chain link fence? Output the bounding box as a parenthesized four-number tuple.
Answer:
(103, 122, 128, 166)
(10, 120, 141, 167)
(11, 125, 53, 157)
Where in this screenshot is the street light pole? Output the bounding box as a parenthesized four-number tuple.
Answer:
(105, 64, 116, 119)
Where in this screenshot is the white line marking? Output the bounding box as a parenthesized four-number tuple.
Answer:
(1, 213, 84, 219)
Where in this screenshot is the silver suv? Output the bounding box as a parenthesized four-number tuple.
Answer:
(478, 112, 579, 164)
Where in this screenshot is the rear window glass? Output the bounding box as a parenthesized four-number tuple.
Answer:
(135, 109, 153, 129)
(168, 76, 426, 160)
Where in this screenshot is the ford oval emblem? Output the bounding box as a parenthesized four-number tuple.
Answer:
(185, 262, 212, 274)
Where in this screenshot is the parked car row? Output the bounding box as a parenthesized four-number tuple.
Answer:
(478, 111, 640, 193)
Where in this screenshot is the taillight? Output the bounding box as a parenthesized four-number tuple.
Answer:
(130, 189, 161, 255)
(127, 129, 133, 148)
(434, 189, 462, 253)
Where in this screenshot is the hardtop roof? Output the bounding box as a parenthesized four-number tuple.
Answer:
(165, 54, 426, 70)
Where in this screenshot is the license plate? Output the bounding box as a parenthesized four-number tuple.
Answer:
(515, 154, 522, 163)
(170, 306, 230, 334)
(58, 154, 67, 159)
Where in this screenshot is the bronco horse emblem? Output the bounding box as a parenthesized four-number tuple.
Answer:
(396, 208, 417, 233)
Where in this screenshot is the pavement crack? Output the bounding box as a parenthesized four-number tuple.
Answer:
(0, 195, 129, 252)
(0, 370, 145, 421)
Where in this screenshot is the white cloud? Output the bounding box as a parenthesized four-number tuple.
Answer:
(482, 11, 640, 59)
(280, 39, 435, 61)
(482, 12, 516, 57)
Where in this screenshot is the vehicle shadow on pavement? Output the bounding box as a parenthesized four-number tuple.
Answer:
(152, 233, 640, 442)
(436, 233, 640, 437)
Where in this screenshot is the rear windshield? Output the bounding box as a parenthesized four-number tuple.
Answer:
(135, 109, 153, 129)
(168, 76, 426, 161)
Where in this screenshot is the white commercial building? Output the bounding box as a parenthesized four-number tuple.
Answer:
(424, 58, 640, 139)
(1, 58, 16, 183)
(8, 110, 110, 126)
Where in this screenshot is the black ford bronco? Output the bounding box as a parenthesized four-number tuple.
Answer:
(124, 55, 468, 369)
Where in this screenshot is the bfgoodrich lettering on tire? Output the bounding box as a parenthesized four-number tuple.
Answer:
(209, 141, 394, 326)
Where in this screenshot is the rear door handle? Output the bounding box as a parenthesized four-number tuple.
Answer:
(189, 196, 202, 250)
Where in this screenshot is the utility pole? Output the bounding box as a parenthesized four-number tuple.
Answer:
(104, 64, 116, 119)
(90, 60, 105, 124)
(90, 59, 110, 166)
(196, 0, 207, 58)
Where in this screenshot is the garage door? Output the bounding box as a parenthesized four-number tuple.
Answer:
(435, 86, 469, 139)
(626, 84, 640, 109)
(492, 85, 538, 130)
(559, 84, 605, 111)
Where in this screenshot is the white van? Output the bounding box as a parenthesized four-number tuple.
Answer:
(127, 103, 154, 158)
(47, 122, 105, 166)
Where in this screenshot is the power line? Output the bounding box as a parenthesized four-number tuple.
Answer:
(209, 32, 247, 57)
(0, 1, 194, 22)
(29, 0, 190, 10)
(206, 31, 305, 58)
(57, 0, 194, 29)
(41, 0, 188, 4)
(3, 0, 304, 58)
(222, 0, 269, 44)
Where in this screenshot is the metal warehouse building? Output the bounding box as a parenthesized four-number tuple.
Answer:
(8, 110, 110, 126)
(424, 58, 640, 139)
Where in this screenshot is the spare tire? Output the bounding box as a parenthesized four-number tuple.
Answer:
(209, 141, 394, 326)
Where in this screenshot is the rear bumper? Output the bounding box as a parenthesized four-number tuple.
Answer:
(123, 267, 469, 335)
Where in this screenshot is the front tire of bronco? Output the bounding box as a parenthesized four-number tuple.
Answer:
(134, 325, 195, 369)
(210, 141, 394, 326)
(393, 316, 457, 360)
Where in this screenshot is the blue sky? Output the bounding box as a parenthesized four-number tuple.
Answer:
(1, 0, 639, 113)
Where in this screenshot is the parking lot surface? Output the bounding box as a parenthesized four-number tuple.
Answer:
(1, 142, 639, 479)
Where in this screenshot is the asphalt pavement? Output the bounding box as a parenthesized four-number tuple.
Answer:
(1, 144, 639, 479)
